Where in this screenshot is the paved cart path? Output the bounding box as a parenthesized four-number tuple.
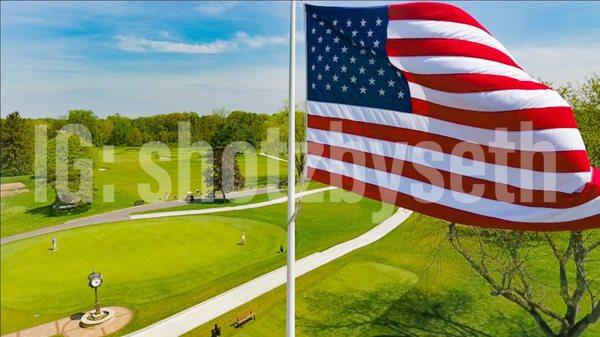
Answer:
(130, 186, 337, 220)
(127, 207, 413, 337)
(1, 185, 283, 245)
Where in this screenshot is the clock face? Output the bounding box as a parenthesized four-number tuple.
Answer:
(90, 278, 102, 287)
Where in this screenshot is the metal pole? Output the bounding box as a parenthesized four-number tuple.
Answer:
(94, 287, 100, 315)
(286, 1, 296, 337)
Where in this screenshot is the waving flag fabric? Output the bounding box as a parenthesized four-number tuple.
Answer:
(305, 2, 600, 231)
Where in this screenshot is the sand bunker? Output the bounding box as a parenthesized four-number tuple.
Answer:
(0, 182, 30, 197)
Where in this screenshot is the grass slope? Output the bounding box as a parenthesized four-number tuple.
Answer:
(228, 262, 419, 337)
(185, 215, 600, 337)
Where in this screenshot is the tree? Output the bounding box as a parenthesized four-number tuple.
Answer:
(126, 127, 143, 147)
(203, 148, 244, 200)
(0, 111, 33, 176)
(197, 111, 225, 143)
(447, 225, 599, 337)
(46, 131, 94, 207)
(263, 105, 306, 177)
(107, 114, 132, 145)
(444, 75, 600, 337)
(558, 74, 600, 167)
(67, 110, 101, 145)
(99, 119, 114, 145)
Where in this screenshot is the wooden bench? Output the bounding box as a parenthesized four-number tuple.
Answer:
(235, 309, 256, 328)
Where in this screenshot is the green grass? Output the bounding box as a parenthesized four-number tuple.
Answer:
(6, 175, 597, 337)
(0, 189, 389, 334)
(131, 188, 292, 215)
(184, 214, 600, 337)
(0, 147, 287, 237)
(130, 181, 325, 215)
(223, 262, 419, 337)
(1, 215, 286, 333)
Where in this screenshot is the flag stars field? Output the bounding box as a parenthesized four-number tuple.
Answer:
(306, 5, 411, 111)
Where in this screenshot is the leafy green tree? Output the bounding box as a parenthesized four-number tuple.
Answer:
(203, 148, 244, 200)
(46, 131, 94, 207)
(99, 119, 114, 145)
(558, 74, 600, 166)
(0, 111, 33, 176)
(67, 110, 101, 145)
(216, 110, 268, 148)
(127, 127, 143, 147)
(107, 114, 132, 145)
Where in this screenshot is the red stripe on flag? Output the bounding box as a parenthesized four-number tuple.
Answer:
(308, 167, 600, 231)
(410, 98, 579, 131)
(307, 115, 591, 173)
(403, 72, 548, 93)
(308, 142, 600, 208)
(388, 2, 491, 34)
(387, 38, 520, 69)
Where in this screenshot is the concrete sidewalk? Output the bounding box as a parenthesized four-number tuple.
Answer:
(130, 186, 337, 220)
(127, 208, 413, 337)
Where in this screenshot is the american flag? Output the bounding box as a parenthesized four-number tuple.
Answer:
(305, 2, 600, 231)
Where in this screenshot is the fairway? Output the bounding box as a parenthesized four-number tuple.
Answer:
(1, 215, 286, 333)
(0, 146, 287, 237)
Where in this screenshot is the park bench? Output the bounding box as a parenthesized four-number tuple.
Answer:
(53, 203, 76, 210)
(234, 309, 256, 328)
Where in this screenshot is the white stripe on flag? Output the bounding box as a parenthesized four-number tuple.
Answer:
(387, 20, 515, 60)
(307, 100, 587, 152)
(408, 82, 570, 112)
(307, 128, 591, 194)
(307, 154, 600, 223)
(389, 56, 535, 81)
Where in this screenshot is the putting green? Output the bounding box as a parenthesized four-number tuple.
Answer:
(1, 215, 286, 332)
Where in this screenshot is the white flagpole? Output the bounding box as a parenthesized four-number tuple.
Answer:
(286, 1, 297, 337)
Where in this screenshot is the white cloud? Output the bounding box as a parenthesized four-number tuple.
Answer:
(116, 31, 287, 54)
(234, 31, 286, 48)
(116, 35, 236, 54)
(195, 1, 239, 16)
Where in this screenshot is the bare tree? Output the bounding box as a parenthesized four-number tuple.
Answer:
(447, 223, 600, 337)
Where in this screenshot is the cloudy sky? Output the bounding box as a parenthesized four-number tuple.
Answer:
(1, 1, 599, 118)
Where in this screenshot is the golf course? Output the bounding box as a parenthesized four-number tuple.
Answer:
(1, 187, 396, 335)
(0, 146, 288, 237)
(4, 184, 599, 336)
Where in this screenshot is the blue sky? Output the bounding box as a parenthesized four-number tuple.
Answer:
(1, 1, 599, 118)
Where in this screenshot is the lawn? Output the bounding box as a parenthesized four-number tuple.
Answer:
(0, 189, 389, 334)
(0, 146, 287, 237)
(222, 262, 419, 337)
(184, 214, 600, 337)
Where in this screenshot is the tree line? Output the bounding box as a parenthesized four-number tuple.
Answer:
(0, 106, 305, 177)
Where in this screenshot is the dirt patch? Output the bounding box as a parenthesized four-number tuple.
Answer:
(0, 182, 29, 197)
